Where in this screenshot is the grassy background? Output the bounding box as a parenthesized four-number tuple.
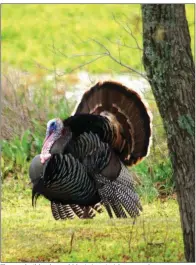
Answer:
(2, 4, 195, 74)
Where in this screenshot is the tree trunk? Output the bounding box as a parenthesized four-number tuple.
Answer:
(142, 4, 195, 262)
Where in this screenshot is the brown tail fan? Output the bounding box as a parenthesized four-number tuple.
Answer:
(74, 80, 152, 166)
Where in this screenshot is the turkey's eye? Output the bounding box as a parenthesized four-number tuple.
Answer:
(50, 122, 56, 131)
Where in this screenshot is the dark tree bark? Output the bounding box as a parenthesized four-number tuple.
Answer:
(142, 4, 195, 262)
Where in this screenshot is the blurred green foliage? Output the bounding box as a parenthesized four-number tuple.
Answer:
(133, 158, 174, 202)
(2, 4, 194, 74)
(1, 131, 31, 178)
(1, 75, 74, 181)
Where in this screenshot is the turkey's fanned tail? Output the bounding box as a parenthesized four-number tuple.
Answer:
(74, 80, 152, 166)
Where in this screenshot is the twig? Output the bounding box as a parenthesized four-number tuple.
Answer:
(91, 38, 147, 80)
(58, 53, 107, 76)
(126, 21, 142, 51)
(48, 44, 106, 59)
(117, 39, 121, 64)
(51, 37, 58, 90)
(69, 231, 75, 254)
(32, 59, 55, 73)
(112, 13, 144, 75)
(128, 219, 135, 254)
(163, 217, 169, 261)
(106, 37, 143, 51)
(112, 13, 143, 51)
(142, 219, 148, 243)
(142, 219, 150, 261)
(33, 53, 107, 78)
(2, 73, 15, 90)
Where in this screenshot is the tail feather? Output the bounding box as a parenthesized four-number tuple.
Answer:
(92, 203, 103, 213)
(51, 202, 102, 220)
(116, 192, 140, 218)
(51, 202, 79, 220)
(70, 204, 84, 218)
(110, 201, 127, 218)
(103, 201, 114, 218)
(95, 161, 142, 218)
(99, 179, 141, 218)
(74, 80, 152, 166)
(87, 207, 96, 218)
(51, 201, 61, 220)
(82, 206, 96, 219)
(116, 163, 142, 210)
(117, 183, 143, 212)
(59, 204, 72, 219)
(51, 202, 73, 220)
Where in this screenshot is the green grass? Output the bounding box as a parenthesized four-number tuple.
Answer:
(2, 178, 184, 262)
(2, 4, 194, 74)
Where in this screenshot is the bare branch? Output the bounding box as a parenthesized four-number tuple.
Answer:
(33, 28, 146, 80)
(106, 37, 143, 51)
(47, 45, 106, 59)
(32, 51, 107, 77)
(125, 21, 143, 52)
(47, 46, 69, 59)
(58, 53, 107, 76)
(112, 13, 143, 51)
(117, 39, 121, 64)
(91, 38, 147, 80)
(32, 59, 55, 73)
(122, 13, 144, 36)
(91, 38, 110, 55)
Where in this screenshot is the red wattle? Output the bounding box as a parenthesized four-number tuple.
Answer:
(41, 132, 55, 155)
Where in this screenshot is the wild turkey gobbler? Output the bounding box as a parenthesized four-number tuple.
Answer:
(29, 81, 152, 219)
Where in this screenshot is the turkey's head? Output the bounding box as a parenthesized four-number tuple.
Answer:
(40, 118, 71, 164)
